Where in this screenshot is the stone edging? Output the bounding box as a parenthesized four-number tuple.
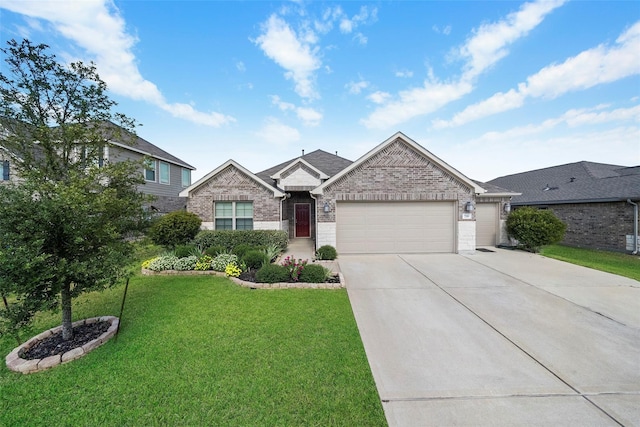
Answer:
(141, 269, 345, 289)
(5, 316, 119, 374)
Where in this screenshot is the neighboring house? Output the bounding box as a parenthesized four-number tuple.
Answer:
(180, 132, 517, 254)
(0, 121, 195, 213)
(488, 161, 640, 253)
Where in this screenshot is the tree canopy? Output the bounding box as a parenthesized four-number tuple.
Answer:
(0, 39, 148, 341)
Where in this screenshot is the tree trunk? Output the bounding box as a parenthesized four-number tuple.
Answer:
(61, 283, 73, 340)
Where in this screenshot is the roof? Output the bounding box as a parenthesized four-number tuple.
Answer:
(312, 132, 486, 195)
(256, 149, 353, 186)
(488, 161, 640, 205)
(472, 180, 520, 197)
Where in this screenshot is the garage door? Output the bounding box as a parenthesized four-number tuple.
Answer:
(336, 201, 455, 254)
(476, 203, 498, 246)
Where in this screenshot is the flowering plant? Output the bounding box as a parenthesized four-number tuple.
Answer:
(194, 255, 213, 271)
(225, 262, 242, 278)
(281, 256, 307, 281)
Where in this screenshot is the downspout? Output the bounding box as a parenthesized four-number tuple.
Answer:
(628, 199, 638, 255)
(309, 192, 319, 253)
(280, 193, 290, 238)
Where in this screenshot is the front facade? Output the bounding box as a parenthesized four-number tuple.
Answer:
(489, 162, 640, 253)
(181, 133, 516, 254)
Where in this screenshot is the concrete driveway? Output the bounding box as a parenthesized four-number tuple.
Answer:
(340, 248, 640, 426)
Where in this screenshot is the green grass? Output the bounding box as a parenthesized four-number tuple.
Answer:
(541, 244, 640, 281)
(0, 275, 386, 426)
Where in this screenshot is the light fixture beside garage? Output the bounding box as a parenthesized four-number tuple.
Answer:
(503, 202, 511, 214)
(323, 201, 331, 213)
(465, 201, 475, 212)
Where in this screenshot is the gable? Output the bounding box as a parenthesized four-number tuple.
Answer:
(191, 164, 273, 199)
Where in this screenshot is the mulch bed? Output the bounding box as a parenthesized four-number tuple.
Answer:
(20, 321, 111, 360)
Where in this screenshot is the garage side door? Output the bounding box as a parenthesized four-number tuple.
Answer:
(476, 203, 498, 246)
(336, 201, 455, 254)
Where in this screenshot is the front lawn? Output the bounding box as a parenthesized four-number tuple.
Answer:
(541, 244, 640, 281)
(0, 275, 386, 426)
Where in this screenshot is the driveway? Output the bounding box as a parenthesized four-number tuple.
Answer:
(340, 248, 640, 426)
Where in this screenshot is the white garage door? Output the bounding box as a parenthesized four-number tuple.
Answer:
(336, 201, 455, 254)
(476, 203, 498, 246)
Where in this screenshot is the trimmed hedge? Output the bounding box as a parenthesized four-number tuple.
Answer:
(299, 264, 329, 283)
(316, 245, 338, 260)
(148, 211, 202, 248)
(194, 230, 288, 253)
(506, 207, 567, 253)
(255, 263, 290, 283)
(242, 250, 269, 270)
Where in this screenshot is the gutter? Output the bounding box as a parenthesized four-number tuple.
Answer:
(627, 199, 639, 255)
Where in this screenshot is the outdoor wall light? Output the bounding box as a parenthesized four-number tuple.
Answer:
(504, 202, 511, 214)
(323, 201, 331, 213)
(465, 201, 474, 212)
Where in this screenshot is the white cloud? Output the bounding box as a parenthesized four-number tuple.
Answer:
(457, 0, 567, 80)
(362, 0, 564, 129)
(271, 95, 323, 126)
(346, 79, 369, 94)
(255, 14, 321, 100)
(395, 70, 414, 78)
(353, 33, 368, 45)
(432, 25, 452, 35)
(367, 91, 391, 104)
(257, 117, 301, 145)
(236, 61, 246, 72)
(338, 6, 378, 34)
(0, 0, 235, 127)
(436, 21, 640, 128)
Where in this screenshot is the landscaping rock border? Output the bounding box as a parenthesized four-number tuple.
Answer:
(5, 316, 119, 374)
(141, 268, 345, 289)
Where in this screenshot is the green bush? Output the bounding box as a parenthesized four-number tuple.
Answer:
(255, 264, 290, 283)
(299, 264, 330, 283)
(194, 230, 288, 253)
(174, 244, 196, 258)
(242, 250, 269, 270)
(147, 255, 179, 271)
(174, 256, 198, 271)
(506, 207, 567, 253)
(232, 243, 262, 259)
(148, 211, 202, 248)
(211, 254, 239, 272)
(316, 245, 338, 260)
(204, 246, 227, 257)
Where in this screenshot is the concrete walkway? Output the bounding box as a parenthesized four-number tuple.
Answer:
(340, 249, 640, 426)
(281, 238, 340, 272)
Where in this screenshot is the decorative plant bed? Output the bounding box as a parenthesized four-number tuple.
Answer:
(5, 316, 119, 374)
(141, 268, 345, 289)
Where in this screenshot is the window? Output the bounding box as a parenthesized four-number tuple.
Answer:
(159, 161, 170, 184)
(181, 168, 191, 188)
(0, 160, 9, 181)
(215, 201, 253, 230)
(144, 159, 156, 181)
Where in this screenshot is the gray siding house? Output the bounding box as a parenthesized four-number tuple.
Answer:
(181, 132, 517, 254)
(0, 122, 194, 213)
(489, 161, 640, 253)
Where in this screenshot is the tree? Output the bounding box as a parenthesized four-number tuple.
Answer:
(0, 39, 148, 341)
(506, 206, 567, 253)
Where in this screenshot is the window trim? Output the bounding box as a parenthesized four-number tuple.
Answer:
(181, 168, 191, 188)
(144, 159, 156, 182)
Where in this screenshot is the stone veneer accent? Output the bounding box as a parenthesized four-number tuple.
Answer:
(5, 316, 119, 374)
(187, 164, 281, 224)
(457, 221, 476, 254)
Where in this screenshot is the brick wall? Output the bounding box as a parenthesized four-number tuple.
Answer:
(547, 201, 637, 252)
(186, 164, 280, 223)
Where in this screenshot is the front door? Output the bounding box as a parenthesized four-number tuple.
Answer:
(295, 204, 310, 238)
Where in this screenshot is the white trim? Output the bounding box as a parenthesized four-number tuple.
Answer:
(311, 132, 485, 195)
(109, 140, 194, 170)
(254, 221, 280, 230)
(180, 159, 285, 198)
(270, 158, 329, 180)
(159, 160, 170, 185)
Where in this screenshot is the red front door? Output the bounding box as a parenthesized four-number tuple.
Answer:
(295, 204, 310, 238)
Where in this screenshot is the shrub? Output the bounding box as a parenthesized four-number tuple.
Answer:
(193, 230, 288, 253)
(299, 264, 330, 283)
(211, 254, 239, 272)
(147, 255, 179, 271)
(141, 257, 159, 269)
(194, 255, 213, 271)
(225, 262, 242, 278)
(255, 264, 290, 283)
(204, 246, 227, 257)
(148, 211, 202, 248)
(174, 244, 196, 258)
(174, 256, 198, 271)
(282, 256, 308, 281)
(242, 250, 269, 270)
(316, 245, 338, 260)
(232, 243, 261, 259)
(262, 243, 282, 262)
(506, 207, 567, 253)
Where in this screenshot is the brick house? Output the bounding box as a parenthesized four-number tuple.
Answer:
(488, 161, 640, 253)
(181, 132, 517, 254)
(0, 121, 195, 213)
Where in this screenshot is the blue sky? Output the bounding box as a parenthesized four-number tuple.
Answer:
(1, 0, 638, 182)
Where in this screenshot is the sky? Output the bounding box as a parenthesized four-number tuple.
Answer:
(0, 0, 639, 182)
